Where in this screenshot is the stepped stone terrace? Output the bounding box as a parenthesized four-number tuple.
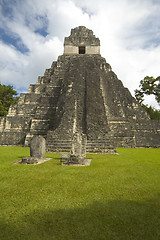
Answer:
(0, 26, 160, 152)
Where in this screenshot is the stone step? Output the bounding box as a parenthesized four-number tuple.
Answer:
(46, 139, 72, 143)
(46, 138, 115, 153)
(47, 145, 71, 149)
(87, 141, 112, 144)
(46, 147, 71, 152)
(47, 142, 72, 145)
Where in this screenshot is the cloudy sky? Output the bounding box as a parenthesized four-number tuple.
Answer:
(0, 0, 160, 107)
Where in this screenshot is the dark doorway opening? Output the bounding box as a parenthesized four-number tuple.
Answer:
(79, 46, 85, 54)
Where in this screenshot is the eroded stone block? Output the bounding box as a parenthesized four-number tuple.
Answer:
(30, 135, 46, 158)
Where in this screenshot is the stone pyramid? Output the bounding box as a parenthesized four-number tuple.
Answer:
(0, 26, 159, 152)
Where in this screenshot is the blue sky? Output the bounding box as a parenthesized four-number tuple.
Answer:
(0, 0, 160, 107)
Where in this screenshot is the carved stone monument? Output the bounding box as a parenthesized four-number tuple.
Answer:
(70, 131, 87, 164)
(21, 135, 47, 164)
(30, 135, 46, 159)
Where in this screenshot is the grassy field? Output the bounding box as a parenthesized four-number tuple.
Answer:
(0, 146, 160, 240)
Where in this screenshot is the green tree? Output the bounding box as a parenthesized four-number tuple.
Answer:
(0, 84, 19, 116)
(135, 76, 160, 105)
(142, 105, 160, 120)
(134, 76, 160, 120)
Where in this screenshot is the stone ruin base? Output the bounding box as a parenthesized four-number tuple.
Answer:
(20, 157, 51, 165)
(62, 158, 92, 166)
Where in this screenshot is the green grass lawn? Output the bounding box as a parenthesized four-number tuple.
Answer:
(0, 147, 160, 240)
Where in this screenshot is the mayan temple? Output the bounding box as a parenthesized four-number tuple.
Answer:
(0, 26, 159, 152)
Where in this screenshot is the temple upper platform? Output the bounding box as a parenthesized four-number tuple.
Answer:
(64, 26, 100, 55)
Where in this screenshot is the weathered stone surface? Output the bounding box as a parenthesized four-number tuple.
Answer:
(21, 157, 39, 164)
(70, 131, 87, 164)
(0, 26, 159, 151)
(20, 157, 51, 165)
(21, 135, 46, 164)
(63, 158, 92, 166)
(30, 135, 46, 158)
(64, 26, 100, 55)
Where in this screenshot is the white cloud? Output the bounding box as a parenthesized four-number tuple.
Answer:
(0, 0, 160, 108)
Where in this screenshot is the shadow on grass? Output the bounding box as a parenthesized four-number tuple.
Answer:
(0, 199, 160, 240)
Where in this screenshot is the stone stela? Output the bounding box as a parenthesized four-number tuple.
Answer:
(70, 131, 87, 164)
(0, 26, 159, 154)
(21, 135, 49, 164)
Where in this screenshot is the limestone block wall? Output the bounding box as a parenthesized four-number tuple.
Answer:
(0, 131, 26, 145)
(0, 117, 5, 131)
(64, 45, 100, 55)
(86, 46, 100, 54)
(64, 45, 78, 55)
